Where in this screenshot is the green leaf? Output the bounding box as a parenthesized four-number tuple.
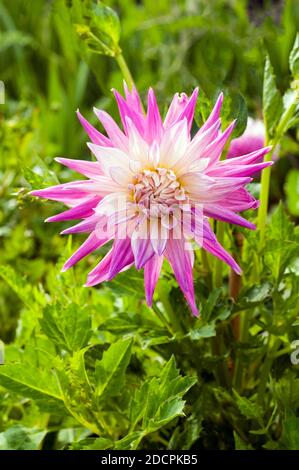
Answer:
(234, 432, 254, 450)
(73, 2, 121, 57)
(95, 338, 132, 399)
(130, 356, 197, 436)
(189, 322, 216, 340)
(280, 411, 299, 450)
(289, 33, 299, 79)
(70, 437, 113, 450)
(0, 364, 66, 414)
(40, 303, 92, 353)
(0, 425, 46, 450)
(285, 169, 299, 216)
(114, 432, 144, 450)
(263, 55, 283, 138)
(233, 390, 263, 420)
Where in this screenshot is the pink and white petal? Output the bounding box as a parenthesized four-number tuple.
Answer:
(159, 118, 189, 168)
(62, 231, 110, 272)
(108, 238, 135, 280)
(55, 157, 103, 179)
(113, 89, 145, 137)
(219, 188, 259, 211)
(206, 160, 273, 178)
(76, 110, 111, 146)
(203, 204, 256, 230)
(93, 108, 129, 152)
(220, 146, 272, 166)
(145, 88, 164, 143)
(165, 237, 198, 316)
(203, 121, 236, 166)
(182, 174, 252, 203)
(30, 183, 89, 205)
(175, 87, 199, 133)
(123, 82, 144, 114)
(144, 254, 164, 307)
(150, 218, 168, 255)
(45, 195, 101, 223)
(164, 92, 189, 128)
(61, 214, 100, 235)
(199, 93, 224, 134)
(201, 222, 242, 274)
(87, 144, 133, 186)
(131, 236, 155, 270)
(125, 117, 149, 168)
(85, 249, 113, 286)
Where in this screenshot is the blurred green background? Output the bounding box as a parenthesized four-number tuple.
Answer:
(0, 0, 298, 340)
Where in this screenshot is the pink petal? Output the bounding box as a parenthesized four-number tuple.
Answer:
(108, 238, 135, 280)
(144, 254, 163, 307)
(165, 236, 199, 316)
(55, 157, 103, 179)
(62, 231, 109, 272)
(76, 110, 111, 146)
(93, 108, 129, 152)
(61, 215, 100, 234)
(176, 87, 199, 132)
(145, 88, 164, 143)
(164, 92, 189, 128)
(207, 161, 273, 178)
(45, 195, 101, 223)
(203, 121, 236, 165)
(202, 221, 242, 274)
(123, 82, 143, 114)
(113, 89, 145, 137)
(199, 93, 224, 134)
(203, 204, 256, 229)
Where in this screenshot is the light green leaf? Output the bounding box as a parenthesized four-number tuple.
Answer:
(0, 425, 47, 450)
(285, 169, 299, 216)
(233, 390, 263, 420)
(40, 303, 92, 353)
(263, 55, 283, 137)
(289, 33, 299, 79)
(95, 338, 132, 399)
(0, 363, 66, 414)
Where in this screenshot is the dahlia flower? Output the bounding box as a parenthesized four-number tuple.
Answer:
(30, 85, 272, 316)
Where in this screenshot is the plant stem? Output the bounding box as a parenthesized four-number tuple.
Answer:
(258, 94, 298, 246)
(232, 311, 250, 391)
(115, 52, 135, 91)
(257, 337, 280, 404)
(214, 222, 225, 288)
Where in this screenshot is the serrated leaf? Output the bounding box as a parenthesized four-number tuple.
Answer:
(233, 390, 263, 420)
(280, 411, 299, 450)
(290, 33, 299, 79)
(40, 303, 92, 353)
(263, 55, 283, 137)
(130, 356, 196, 436)
(0, 364, 66, 414)
(95, 338, 132, 399)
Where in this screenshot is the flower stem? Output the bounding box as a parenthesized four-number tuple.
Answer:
(258, 94, 298, 246)
(115, 52, 135, 91)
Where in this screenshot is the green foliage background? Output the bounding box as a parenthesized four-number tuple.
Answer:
(0, 0, 299, 450)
